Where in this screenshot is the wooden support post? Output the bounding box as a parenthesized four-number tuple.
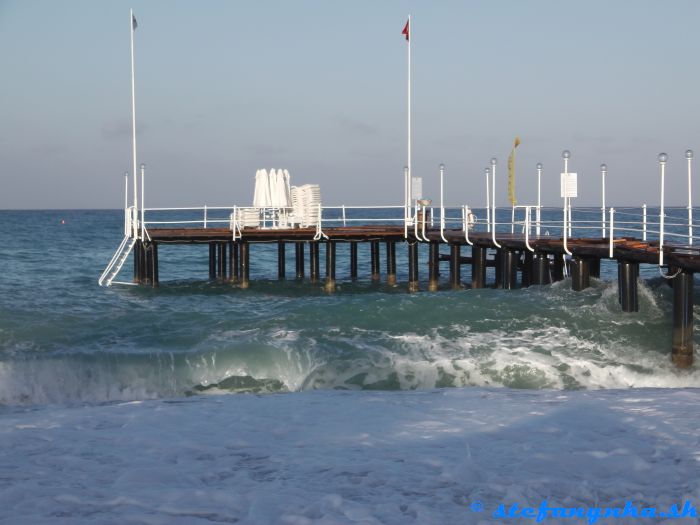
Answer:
(428, 241, 440, 291)
(571, 256, 590, 291)
(551, 255, 565, 282)
(450, 244, 461, 289)
(618, 260, 639, 312)
(501, 249, 518, 290)
(310, 242, 319, 282)
(471, 245, 486, 289)
(532, 253, 551, 285)
(408, 242, 419, 292)
(278, 241, 286, 280)
(324, 241, 336, 292)
(590, 258, 601, 279)
(521, 251, 533, 288)
(350, 242, 358, 280)
(209, 243, 216, 280)
(371, 240, 380, 282)
(295, 242, 305, 279)
(151, 242, 159, 287)
(133, 240, 142, 283)
(240, 241, 250, 289)
(672, 270, 694, 368)
(386, 241, 397, 285)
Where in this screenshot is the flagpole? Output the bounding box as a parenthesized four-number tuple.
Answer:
(407, 14, 412, 215)
(130, 8, 138, 238)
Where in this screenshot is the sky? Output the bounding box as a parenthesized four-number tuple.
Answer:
(2, 0, 700, 209)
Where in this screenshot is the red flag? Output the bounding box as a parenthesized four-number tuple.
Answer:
(402, 20, 409, 41)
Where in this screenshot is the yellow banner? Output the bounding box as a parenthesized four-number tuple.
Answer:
(507, 136, 521, 206)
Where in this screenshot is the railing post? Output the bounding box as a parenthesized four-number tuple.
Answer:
(204, 205, 208, 229)
(643, 204, 647, 241)
(490, 158, 501, 248)
(342, 205, 346, 227)
(609, 207, 615, 259)
(124, 172, 129, 237)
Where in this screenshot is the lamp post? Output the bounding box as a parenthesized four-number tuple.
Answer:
(659, 153, 668, 266)
(536, 162, 542, 236)
(562, 150, 571, 253)
(686, 149, 693, 245)
(601, 163, 607, 238)
(491, 158, 500, 248)
(485, 167, 491, 232)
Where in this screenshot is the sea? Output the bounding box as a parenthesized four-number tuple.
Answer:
(1, 208, 699, 524)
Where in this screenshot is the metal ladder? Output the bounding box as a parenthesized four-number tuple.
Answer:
(98, 236, 137, 287)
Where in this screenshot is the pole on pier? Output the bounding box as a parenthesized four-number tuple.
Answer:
(278, 241, 286, 280)
(617, 260, 639, 312)
(471, 245, 486, 289)
(371, 241, 381, 282)
(532, 253, 551, 285)
(571, 256, 590, 291)
(229, 241, 238, 283)
(672, 270, 694, 368)
(350, 242, 358, 280)
(295, 242, 305, 279)
(208, 243, 216, 280)
(325, 241, 336, 292)
(521, 251, 533, 288)
(428, 241, 440, 291)
(450, 244, 461, 289)
(408, 242, 419, 292)
(240, 241, 250, 289)
(386, 241, 397, 285)
(501, 249, 518, 290)
(309, 242, 320, 282)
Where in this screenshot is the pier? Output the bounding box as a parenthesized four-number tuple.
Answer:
(100, 155, 700, 368)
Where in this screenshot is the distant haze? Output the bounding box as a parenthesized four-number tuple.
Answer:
(2, 0, 699, 209)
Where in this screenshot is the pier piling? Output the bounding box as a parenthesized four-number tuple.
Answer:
(471, 246, 486, 289)
(240, 241, 250, 288)
(229, 241, 239, 283)
(532, 253, 551, 285)
(672, 270, 694, 368)
(278, 241, 286, 280)
(501, 250, 518, 290)
(350, 242, 358, 280)
(552, 255, 565, 282)
(408, 242, 419, 292)
(450, 244, 461, 289)
(295, 242, 304, 279)
(521, 251, 533, 288)
(386, 241, 397, 286)
(571, 257, 590, 291)
(208, 243, 216, 280)
(428, 242, 440, 291)
(618, 260, 639, 312)
(325, 241, 336, 292)
(371, 241, 380, 282)
(310, 242, 319, 282)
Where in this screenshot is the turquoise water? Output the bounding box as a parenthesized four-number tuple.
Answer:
(1, 209, 699, 406)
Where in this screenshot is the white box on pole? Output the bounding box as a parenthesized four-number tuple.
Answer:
(560, 173, 578, 198)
